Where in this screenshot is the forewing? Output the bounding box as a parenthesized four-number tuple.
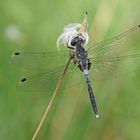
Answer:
(11, 51, 69, 72)
(87, 25, 140, 80)
(88, 25, 140, 56)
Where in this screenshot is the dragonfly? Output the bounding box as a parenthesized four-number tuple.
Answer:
(11, 12, 140, 139)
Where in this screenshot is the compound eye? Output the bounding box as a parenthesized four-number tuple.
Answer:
(79, 36, 86, 44)
(71, 36, 79, 46)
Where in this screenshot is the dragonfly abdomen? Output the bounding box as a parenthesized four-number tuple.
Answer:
(84, 74, 99, 118)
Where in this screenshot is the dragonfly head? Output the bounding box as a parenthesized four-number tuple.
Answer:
(69, 34, 86, 48)
(68, 12, 89, 49)
(57, 12, 89, 49)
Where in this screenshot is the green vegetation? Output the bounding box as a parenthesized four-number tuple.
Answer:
(0, 0, 140, 139)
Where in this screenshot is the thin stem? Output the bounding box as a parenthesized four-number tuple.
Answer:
(32, 58, 71, 140)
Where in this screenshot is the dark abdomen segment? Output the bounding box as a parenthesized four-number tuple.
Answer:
(84, 74, 99, 118)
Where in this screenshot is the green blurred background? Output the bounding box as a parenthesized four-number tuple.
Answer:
(1, 0, 140, 140)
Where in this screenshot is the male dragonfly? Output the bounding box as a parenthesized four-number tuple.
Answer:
(12, 13, 140, 119)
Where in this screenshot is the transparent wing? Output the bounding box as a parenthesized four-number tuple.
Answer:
(11, 51, 69, 92)
(11, 51, 69, 72)
(17, 67, 64, 92)
(88, 25, 140, 56)
(11, 51, 83, 92)
(87, 25, 140, 80)
(17, 62, 84, 92)
(89, 54, 140, 80)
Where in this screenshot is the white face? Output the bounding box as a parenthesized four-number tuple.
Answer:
(57, 23, 89, 49)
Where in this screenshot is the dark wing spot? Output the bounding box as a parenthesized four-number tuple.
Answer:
(21, 78, 27, 82)
(15, 52, 20, 55)
(139, 25, 140, 28)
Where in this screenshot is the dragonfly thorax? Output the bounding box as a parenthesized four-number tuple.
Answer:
(70, 45, 91, 74)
